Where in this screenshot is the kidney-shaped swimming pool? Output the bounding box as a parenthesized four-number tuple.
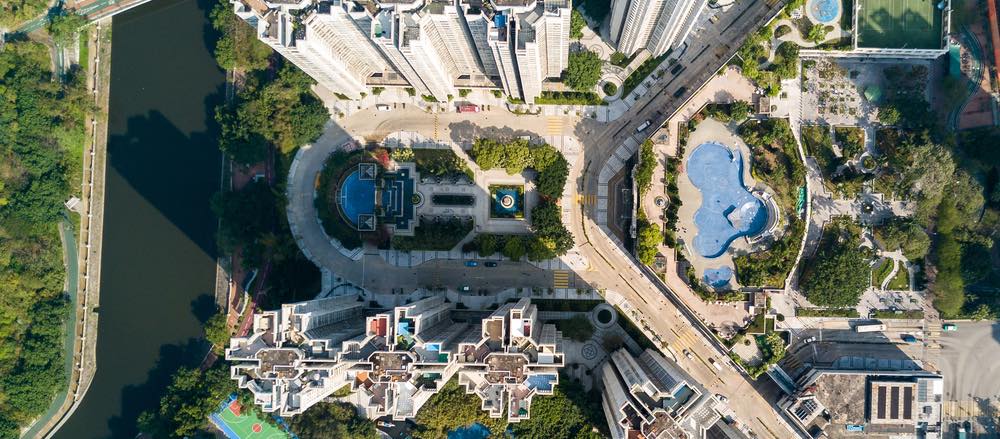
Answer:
(687, 142, 767, 258)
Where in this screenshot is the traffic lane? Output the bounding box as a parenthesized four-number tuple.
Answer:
(412, 259, 557, 292)
(939, 322, 1000, 401)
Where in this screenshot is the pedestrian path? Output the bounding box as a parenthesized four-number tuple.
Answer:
(553, 270, 571, 289)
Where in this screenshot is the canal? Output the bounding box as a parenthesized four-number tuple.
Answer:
(53, 0, 224, 437)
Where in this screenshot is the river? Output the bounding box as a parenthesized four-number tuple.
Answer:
(52, 0, 224, 437)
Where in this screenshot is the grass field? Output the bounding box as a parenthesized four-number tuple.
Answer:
(210, 398, 289, 439)
(856, 0, 943, 49)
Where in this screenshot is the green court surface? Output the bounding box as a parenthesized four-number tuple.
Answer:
(857, 0, 944, 49)
(211, 399, 289, 439)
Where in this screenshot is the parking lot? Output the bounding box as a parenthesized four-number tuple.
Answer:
(939, 321, 1000, 437)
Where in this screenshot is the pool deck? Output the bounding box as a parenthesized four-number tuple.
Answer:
(675, 118, 758, 289)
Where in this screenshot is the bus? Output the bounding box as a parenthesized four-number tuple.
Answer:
(855, 323, 887, 333)
(457, 104, 480, 113)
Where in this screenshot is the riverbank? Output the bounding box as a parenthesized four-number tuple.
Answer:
(24, 18, 112, 439)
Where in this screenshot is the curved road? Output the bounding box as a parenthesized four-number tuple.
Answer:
(285, 0, 802, 435)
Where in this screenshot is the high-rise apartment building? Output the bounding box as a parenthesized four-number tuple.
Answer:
(227, 295, 564, 421)
(607, 0, 707, 58)
(231, 0, 569, 103)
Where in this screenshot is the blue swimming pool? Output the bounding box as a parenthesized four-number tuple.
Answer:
(807, 0, 840, 24)
(448, 423, 490, 439)
(703, 266, 734, 289)
(687, 142, 766, 258)
(339, 169, 376, 227)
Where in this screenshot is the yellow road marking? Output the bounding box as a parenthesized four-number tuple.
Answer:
(553, 270, 570, 288)
(546, 117, 563, 135)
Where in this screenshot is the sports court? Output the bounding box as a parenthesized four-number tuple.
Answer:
(856, 0, 944, 49)
(210, 396, 289, 439)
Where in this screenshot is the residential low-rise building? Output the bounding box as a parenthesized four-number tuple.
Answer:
(778, 368, 944, 439)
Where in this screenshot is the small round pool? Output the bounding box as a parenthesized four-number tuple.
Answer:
(806, 0, 841, 25)
(687, 142, 767, 258)
(703, 266, 734, 289)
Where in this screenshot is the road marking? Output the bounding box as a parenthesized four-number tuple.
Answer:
(553, 270, 570, 289)
(576, 193, 596, 205)
(546, 117, 563, 135)
(433, 114, 439, 140)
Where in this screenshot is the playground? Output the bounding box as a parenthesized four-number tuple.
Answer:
(210, 396, 290, 439)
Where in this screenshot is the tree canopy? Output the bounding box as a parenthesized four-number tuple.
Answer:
(570, 9, 585, 39)
(210, 0, 273, 71)
(800, 221, 872, 307)
(635, 140, 656, 197)
(137, 366, 235, 438)
(285, 402, 377, 438)
(0, 40, 87, 437)
(47, 10, 87, 45)
(876, 218, 930, 260)
(563, 49, 602, 91)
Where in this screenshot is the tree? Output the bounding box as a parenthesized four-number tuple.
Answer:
(210, 0, 272, 71)
(138, 366, 235, 437)
(806, 24, 827, 43)
(203, 312, 232, 355)
(876, 218, 930, 259)
(558, 315, 595, 342)
(503, 236, 527, 261)
(570, 9, 586, 39)
(635, 140, 656, 197)
(563, 49, 603, 91)
(636, 220, 661, 265)
(730, 100, 752, 121)
(286, 402, 377, 438)
(211, 180, 278, 262)
(800, 223, 871, 307)
(878, 105, 901, 125)
(47, 10, 87, 45)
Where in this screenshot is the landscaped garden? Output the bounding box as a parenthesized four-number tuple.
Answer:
(799, 217, 873, 307)
(391, 217, 474, 251)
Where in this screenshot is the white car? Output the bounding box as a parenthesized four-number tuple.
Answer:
(805, 336, 816, 343)
(683, 349, 693, 360)
(715, 394, 728, 403)
(375, 104, 392, 112)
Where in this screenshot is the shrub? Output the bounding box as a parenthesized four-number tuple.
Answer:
(775, 24, 792, 38)
(602, 82, 618, 96)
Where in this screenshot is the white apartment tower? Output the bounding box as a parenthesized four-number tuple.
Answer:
(488, 0, 571, 104)
(608, 0, 707, 58)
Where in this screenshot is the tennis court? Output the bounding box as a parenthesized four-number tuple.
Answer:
(857, 0, 943, 49)
(210, 397, 289, 439)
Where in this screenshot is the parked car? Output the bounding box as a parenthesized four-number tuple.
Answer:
(805, 336, 816, 343)
(484, 261, 498, 267)
(459, 285, 471, 292)
(715, 394, 728, 403)
(377, 421, 393, 428)
(683, 349, 693, 360)
(709, 357, 723, 371)
(673, 87, 687, 98)
(636, 120, 651, 132)
(942, 323, 957, 331)
(464, 260, 479, 267)
(901, 334, 918, 343)
(375, 104, 392, 112)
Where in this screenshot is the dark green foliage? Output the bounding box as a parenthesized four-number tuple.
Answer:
(203, 312, 232, 355)
(771, 42, 799, 80)
(285, 402, 377, 438)
(529, 202, 575, 259)
(602, 82, 618, 96)
(702, 101, 752, 123)
(556, 315, 595, 342)
(1, 0, 49, 27)
(0, 41, 87, 435)
(509, 376, 606, 438)
(216, 65, 329, 162)
(535, 90, 605, 105)
(609, 52, 627, 66)
(621, 52, 669, 97)
(563, 49, 603, 91)
(570, 9, 585, 39)
(635, 140, 656, 197)
(211, 180, 278, 266)
(210, 0, 272, 71)
(391, 218, 473, 251)
(410, 149, 473, 181)
(834, 126, 864, 158)
(47, 10, 87, 45)
(875, 217, 930, 259)
(136, 365, 235, 438)
(636, 219, 661, 265)
(795, 307, 860, 318)
(738, 119, 805, 215)
(775, 24, 791, 37)
(800, 220, 872, 307)
(412, 379, 507, 438)
(472, 139, 568, 201)
(734, 220, 804, 287)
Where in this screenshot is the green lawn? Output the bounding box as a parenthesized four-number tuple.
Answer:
(857, 0, 943, 49)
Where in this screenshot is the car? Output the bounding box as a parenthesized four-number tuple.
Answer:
(683, 349, 693, 360)
(901, 334, 918, 343)
(805, 336, 816, 343)
(673, 87, 687, 98)
(484, 261, 498, 267)
(636, 120, 651, 132)
(942, 323, 957, 331)
(715, 393, 728, 403)
(377, 421, 393, 428)
(709, 14, 720, 24)
(459, 285, 471, 292)
(670, 63, 684, 75)
(375, 104, 391, 112)
(709, 357, 723, 371)
(464, 260, 479, 267)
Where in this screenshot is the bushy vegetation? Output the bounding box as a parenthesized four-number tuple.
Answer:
(391, 217, 473, 251)
(136, 365, 235, 437)
(469, 203, 573, 261)
(731, 332, 786, 379)
(702, 101, 752, 123)
(216, 65, 329, 162)
(47, 10, 87, 45)
(733, 119, 806, 287)
(602, 82, 618, 96)
(636, 219, 661, 265)
(285, 402, 377, 438)
(556, 315, 595, 342)
(413, 376, 606, 438)
(833, 126, 865, 158)
(471, 138, 568, 201)
(635, 140, 656, 197)
(212, 180, 279, 268)
(563, 49, 603, 91)
(875, 217, 930, 260)
(800, 219, 872, 307)
(570, 9, 586, 39)
(408, 148, 473, 181)
(210, 0, 272, 71)
(736, 26, 797, 96)
(795, 307, 860, 318)
(621, 52, 669, 97)
(535, 90, 605, 105)
(1, 0, 49, 27)
(316, 150, 366, 250)
(661, 156, 683, 247)
(0, 40, 90, 437)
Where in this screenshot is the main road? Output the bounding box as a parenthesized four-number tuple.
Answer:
(285, 0, 801, 436)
